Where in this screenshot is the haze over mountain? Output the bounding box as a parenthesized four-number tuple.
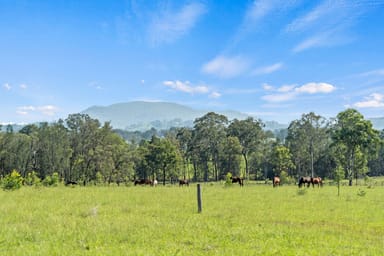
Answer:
(81, 101, 287, 131)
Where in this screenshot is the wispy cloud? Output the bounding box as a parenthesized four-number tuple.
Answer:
(288, 0, 368, 52)
(354, 93, 384, 108)
(201, 55, 250, 78)
(3, 83, 11, 91)
(148, 2, 207, 45)
(285, 0, 344, 33)
(209, 91, 221, 99)
(252, 62, 283, 75)
(244, 0, 277, 22)
(235, 0, 298, 42)
(163, 80, 221, 98)
(17, 105, 59, 116)
(262, 82, 336, 102)
(88, 81, 102, 90)
(357, 69, 384, 77)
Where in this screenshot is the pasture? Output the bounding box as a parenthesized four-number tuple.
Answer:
(0, 183, 383, 255)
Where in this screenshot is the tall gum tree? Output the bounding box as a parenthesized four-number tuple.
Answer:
(227, 117, 264, 180)
(331, 109, 380, 186)
(286, 112, 329, 177)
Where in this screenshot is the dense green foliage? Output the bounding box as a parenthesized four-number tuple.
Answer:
(0, 184, 383, 255)
(0, 109, 383, 185)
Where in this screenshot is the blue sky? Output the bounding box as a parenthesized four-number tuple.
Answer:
(1, 0, 384, 125)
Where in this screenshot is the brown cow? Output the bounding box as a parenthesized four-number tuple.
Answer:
(179, 179, 189, 187)
(273, 176, 280, 187)
(231, 176, 244, 187)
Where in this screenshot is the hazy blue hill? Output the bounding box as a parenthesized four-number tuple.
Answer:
(82, 101, 251, 131)
(81, 101, 384, 132)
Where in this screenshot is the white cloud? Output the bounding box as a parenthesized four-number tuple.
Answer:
(163, 80, 210, 94)
(16, 106, 35, 115)
(354, 93, 384, 108)
(3, 83, 11, 90)
(20, 84, 27, 89)
(209, 91, 221, 99)
(252, 62, 283, 75)
(38, 105, 58, 116)
(262, 92, 297, 103)
(202, 55, 250, 78)
(262, 83, 274, 91)
(262, 82, 336, 103)
(295, 82, 336, 94)
(148, 2, 206, 45)
(16, 105, 59, 116)
(278, 85, 296, 93)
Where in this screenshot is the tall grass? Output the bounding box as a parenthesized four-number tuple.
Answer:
(0, 184, 383, 255)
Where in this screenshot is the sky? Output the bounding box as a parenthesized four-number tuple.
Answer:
(1, 0, 384, 125)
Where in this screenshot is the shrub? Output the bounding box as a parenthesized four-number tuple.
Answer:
(42, 172, 59, 187)
(2, 170, 23, 190)
(24, 171, 41, 186)
(224, 172, 232, 187)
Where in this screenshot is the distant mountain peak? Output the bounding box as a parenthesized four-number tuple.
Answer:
(82, 101, 251, 131)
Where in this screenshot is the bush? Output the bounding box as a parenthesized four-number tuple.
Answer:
(24, 171, 41, 186)
(224, 172, 232, 187)
(42, 172, 60, 187)
(2, 170, 23, 190)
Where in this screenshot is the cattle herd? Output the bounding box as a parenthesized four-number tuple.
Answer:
(132, 175, 324, 188)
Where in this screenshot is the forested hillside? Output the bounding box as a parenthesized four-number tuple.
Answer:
(0, 109, 383, 188)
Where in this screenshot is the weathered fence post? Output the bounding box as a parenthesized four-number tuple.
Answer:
(197, 183, 202, 213)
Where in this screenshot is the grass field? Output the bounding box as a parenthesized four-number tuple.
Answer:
(0, 183, 383, 255)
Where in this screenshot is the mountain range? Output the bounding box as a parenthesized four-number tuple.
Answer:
(81, 101, 287, 131)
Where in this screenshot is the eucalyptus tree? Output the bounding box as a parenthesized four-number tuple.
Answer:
(331, 109, 380, 185)
(93, 122, 135, 185)
(145, 136, 180, 185)
(286, 112, 329, 177)
(65, 113, 102, 183)
(219, 136, 242, 178)
(134, 140, 151, 180)
(227, 117, 265, 180)
(270, 145, 295, 178)
(0, 131, 31, 176)
(174, 127, 193, 180)
(368, 130, 384, 176)
(192, 112, 228, 181)
(34, 121, 71, 180)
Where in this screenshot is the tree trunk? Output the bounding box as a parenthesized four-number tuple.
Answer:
(243, 153, 248, 180)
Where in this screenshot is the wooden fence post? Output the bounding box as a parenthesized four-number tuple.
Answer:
(197, 184, 202, 213)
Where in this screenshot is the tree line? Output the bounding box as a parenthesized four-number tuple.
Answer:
(0, 109, 383, 186)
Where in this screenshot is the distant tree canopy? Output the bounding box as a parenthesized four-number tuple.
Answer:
(0, 109, 383, 185)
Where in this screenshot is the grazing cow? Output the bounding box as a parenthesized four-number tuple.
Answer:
(153, 179, 158, 187)
(312, 177, 323, 187)
(273, 176, 281, 187)
(134, 179, 153, 186)
(298, 176, 313, 188)
(179, 179, 189, 187)
(231, 176, 244, 187)
(65, 180, 78, 186)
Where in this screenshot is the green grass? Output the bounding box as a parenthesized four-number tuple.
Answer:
(0, 183, 383, 255)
